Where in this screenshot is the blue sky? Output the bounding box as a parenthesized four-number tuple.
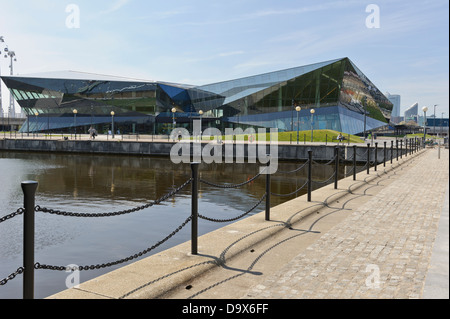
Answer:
(0, 0, 448, 117)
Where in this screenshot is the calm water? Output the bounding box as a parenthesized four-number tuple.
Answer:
(0, 150, 352, 299)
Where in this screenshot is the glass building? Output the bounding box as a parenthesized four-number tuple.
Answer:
(404, 102, 419, 123)
(1, 57, 392, 135)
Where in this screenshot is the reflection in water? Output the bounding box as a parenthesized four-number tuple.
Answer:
(0, 151, 359, 299)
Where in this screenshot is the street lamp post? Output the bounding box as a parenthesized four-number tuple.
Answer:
(3, 46, 17, 119)
(199, 110, 203, 142)
(296, 106, 301, 144)
(34, 112, 38, 137)
(171, 108, 177, 140)
(111, 111, 115, 139)
(171, 107, 177, 129)
(310, 109, 315, 142)
(422, 106, 428, 143)
(73, 109, 78, 139)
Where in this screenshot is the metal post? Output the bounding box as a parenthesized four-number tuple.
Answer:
(400, 140, 403, 159)
(396, 140, 399, 161)
(367, 143, 370, 174)
(383, 142, 387, 167)
(307, 150, 313, 201)
(190, 163, 199, 255)
(405, 139, 408, 157)
(374, 142, 378, 171)
(353, 145, 357, 181)
(334, 147, 339, 189)
(438, 141, 441, 159)
(391, 141, 393, 164)
(22, 181, 38, 300)
(265, 158, 271, 221)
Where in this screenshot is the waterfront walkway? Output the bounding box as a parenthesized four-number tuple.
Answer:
(50, 147, 448, 299)
(243, 148, 449, 299)
(162, 148, 449, 299)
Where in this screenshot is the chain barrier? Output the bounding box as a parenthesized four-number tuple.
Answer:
(1, 267, 24, 286)
(34, 215, 192, 272)
(35, 178, 192, 218)
(0, 208, 25, 224)
(199, 167, 266, 189)
(0, 179, 192, 288)
(276, 160, 309, 174)
(312, 172, 336, 185)
(311, 154, 337, 166)
(271, 180, 308, 197)
(344, 165, 356, 177)
(199, 193, 266, 223)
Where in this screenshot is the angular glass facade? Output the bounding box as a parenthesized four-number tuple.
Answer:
(1, 57, 392, 135)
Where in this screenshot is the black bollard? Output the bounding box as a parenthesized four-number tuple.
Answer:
(374, 143, 378, 172)
(367, 143, 370, 174)
(190, 163, 199, 255)
(22, 181, 38, 300)
(391, 141, 394, 164)
(396, 140, 399, 161)
(307, 150, 313, 201)
(265, 157, 271, 221)
(334, 147, 339, 189)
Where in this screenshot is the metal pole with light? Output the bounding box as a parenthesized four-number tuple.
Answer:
(171, 107, 177, 141)
(171, 107, 177, 129)
(111, 111, 115, 139)
(34, 112, 38, 137)
(199, 110, 203, 142)
(296, 106, 301, 144)
(310, 108, 315, 142)
(422, 106, 428, 143)
(73, 109, 78, 139)
(3, 45, 17, 119)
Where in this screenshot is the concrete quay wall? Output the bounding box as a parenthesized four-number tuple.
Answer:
(0, 138, 405, 163)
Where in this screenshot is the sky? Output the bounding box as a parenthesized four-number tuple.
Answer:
(0, 0, 449, 118)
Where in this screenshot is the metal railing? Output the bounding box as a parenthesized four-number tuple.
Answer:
(0, 139, 425, 299)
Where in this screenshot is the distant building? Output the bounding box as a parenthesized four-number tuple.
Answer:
(426, 118, 449, 136)
(404, 103, 419, 123)
(386, 92, 401, 124)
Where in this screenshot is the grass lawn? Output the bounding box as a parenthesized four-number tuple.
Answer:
(213, 129, 365, 144)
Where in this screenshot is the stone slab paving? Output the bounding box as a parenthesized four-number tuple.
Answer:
(244, 148, 449, 299)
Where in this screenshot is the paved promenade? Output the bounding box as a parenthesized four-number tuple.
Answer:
(49, 147, 448, 300)
(243, 147, 448, 299)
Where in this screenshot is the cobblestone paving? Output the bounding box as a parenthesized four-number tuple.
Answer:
(245, 149, 449, 299)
